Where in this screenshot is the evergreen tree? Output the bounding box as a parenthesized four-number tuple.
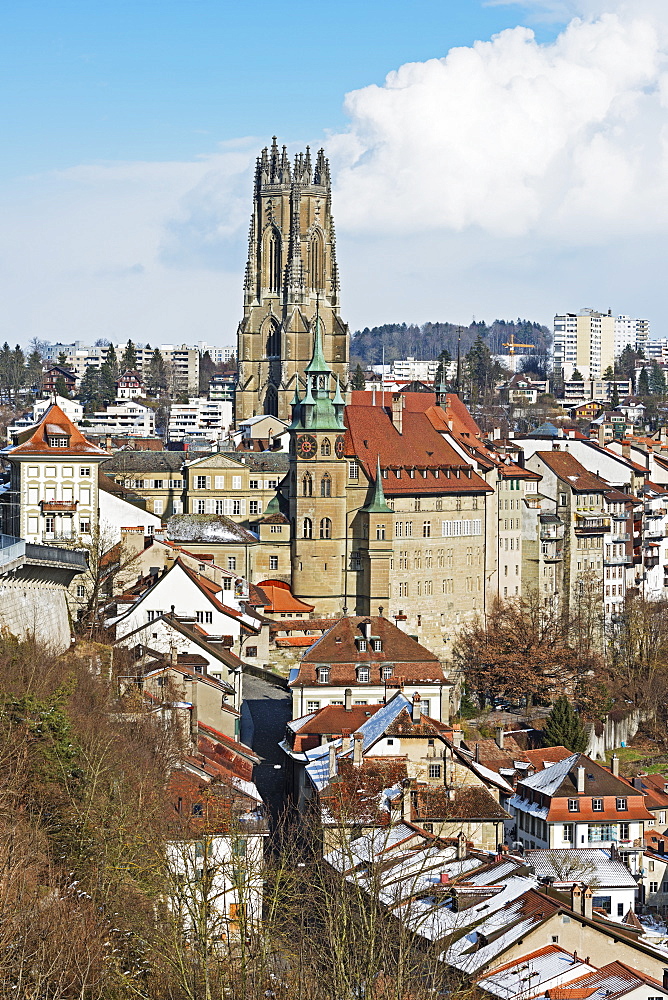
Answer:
(26, 349, 44, 392)
(649, 361, 666, 395)
(105, 343, 119, 380)
(350, 364, 366, 390)
(571, 369, 584, 381)
(617, 344, 641, 381)
(78, 366, 103, 412)
(602, 365, 614, 380)
(57, 351, 68, 366)
(465, 334, 497, 395)
(198, 351, 217, 395)
(98, 359, 117, 405)
(121, 339, 137, 371)
(146, 348, 168, 396)
(610, 385, 620, 409)
(54, 375, 69, 399)
(638, 367, 650, 396)
(543, 695, 589, 752)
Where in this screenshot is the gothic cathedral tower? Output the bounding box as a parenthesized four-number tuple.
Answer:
(236, 138, 349, 422)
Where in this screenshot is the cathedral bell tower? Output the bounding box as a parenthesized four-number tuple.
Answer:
(236, 138, 349, 422)
(289, 317, 347, 615)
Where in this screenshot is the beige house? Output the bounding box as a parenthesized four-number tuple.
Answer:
(102, 451, 185, 519)
(183, 452, 286, 529)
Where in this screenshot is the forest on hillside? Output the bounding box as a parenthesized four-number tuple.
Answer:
(350, 319, 551, 367)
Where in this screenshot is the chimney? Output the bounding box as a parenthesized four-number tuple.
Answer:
(583, 887, 593, 920)
(342, 729, 352, 754)
(571, 884, 582, 914)
(610, 754, 619, 777)
(440, 872, 450, 885)
(456, 831, 467, 860)
(659, 840, 665, 855)
(328, 743, 337, 780)
(577, 766, 585, 794)
(344, 687, 352, 712)
(189, 677, 198, 746)
(451, 726, 463, 749)
(632, 776, 644, 790)
(170, 645, 178, 667)
(495, 726, 505, 750)
(412, 693, 421, 723)
(352, 731, 363, 766)
(401, 784, 412, 821)
(391, 393, 404, 434)
(363, 620, 372, 640)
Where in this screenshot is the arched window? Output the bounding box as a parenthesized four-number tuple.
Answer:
(320, 473, 331, 497)
(264, 384, 278, 417)
(302, 473, 313, 497)
(321, 438, 331, 456)
(263, 226, 282, 293)
(265, 318, 280, 357)
(303, 517, 312, 539)
(320, 517, 332, 539)
(309, 230, 325, 292)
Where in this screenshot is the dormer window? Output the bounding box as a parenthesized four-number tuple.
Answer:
(357, 666, 370, 683)
(381, 665, 392, 679)
(357, 639, 367, 652)
(49, 436, 69, 448)
(372, 640, 382, 652)
(317, 667, 330, 684)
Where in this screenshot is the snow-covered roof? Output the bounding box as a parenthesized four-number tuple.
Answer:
(476, 946, 596, 998)
(518, 753, 579, 794)
(525, 848, 638, 888)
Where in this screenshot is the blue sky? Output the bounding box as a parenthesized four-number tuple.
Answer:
(0, 1, 561, 177)
(2, 0, 668, 348)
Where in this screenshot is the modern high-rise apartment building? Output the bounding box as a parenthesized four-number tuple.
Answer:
(553, 309, 649, 380)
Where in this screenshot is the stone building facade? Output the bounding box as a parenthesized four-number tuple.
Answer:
(236, 138, 349, 421)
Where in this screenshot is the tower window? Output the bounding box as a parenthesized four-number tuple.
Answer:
(348, 462, 359, 480)
(319, 517, 332, 539)
(321, 438, 331, 457)
(263, 226, 282, 294)
(320, 474, 331, 497)
(376, 524, 385, 540)
(302, 473, 313, 497)
(303, 517, 313, 539)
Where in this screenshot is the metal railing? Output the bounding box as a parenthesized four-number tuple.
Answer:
(0, 534, 26, 567)
(24, 544, 88, 568)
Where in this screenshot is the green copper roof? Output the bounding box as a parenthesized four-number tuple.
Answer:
(362, 456, 393, 514)
(304, 312, 331, 374)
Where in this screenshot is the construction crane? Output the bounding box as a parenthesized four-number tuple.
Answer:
(502, 331, 535, 372)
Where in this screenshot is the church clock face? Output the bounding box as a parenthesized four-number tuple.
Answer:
(335, 434, 345, 459)
(297, 433, 318, 460)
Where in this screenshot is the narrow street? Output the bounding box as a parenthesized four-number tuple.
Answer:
(241, 671, 292, 819)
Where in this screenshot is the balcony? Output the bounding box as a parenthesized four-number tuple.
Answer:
(644, 525, 667, 541)
(575, 515, 610, 535)
(40, 500, 78, 513)
(605, 554, 632, 566)
(609, 533, 630, 542)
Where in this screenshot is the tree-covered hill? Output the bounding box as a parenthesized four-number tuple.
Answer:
(350, 319, 551, 367)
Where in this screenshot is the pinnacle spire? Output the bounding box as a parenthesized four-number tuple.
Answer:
(304, 302, 331, 374)
(363, 456, 393, 514)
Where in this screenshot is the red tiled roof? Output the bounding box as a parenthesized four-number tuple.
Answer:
(276, 636, 317, 648)
(534, 451, 612, 491)
(256, 579, 314, 614)
(294, 703, 383, 734)
(7, 403, 109, 457)
(300, 616, 442, 666)
(343, 402, 492, 494)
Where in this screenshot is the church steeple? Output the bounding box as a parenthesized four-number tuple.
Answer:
(291, 313, 345, 432)
(236, 137, 349, 422)
(362, 457, 393, 514)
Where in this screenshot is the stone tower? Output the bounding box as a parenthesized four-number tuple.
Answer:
(288, 318, 347, 615)
(236, 138, 349, 422)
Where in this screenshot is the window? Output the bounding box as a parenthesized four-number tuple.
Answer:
(567, 799, 580, 812)
(232, 476, 242, 489)
(592, 798, 603, 812)
(306, 701, 320, 713)
(349, 462, 359, 480)
(358, 639, 367, 651)
(76, 584, 86, 598)
(592, 896, 611, 914)
(80, 467, 91, 477)
(421, 700, 430, 716)
(302, 473, 312, 496)
(372, 639, 382, 652)
(381, 666, 392, 680)
(588, 824, 616, 842)
(196, 611, 213, 625)
(376, 524, 385, 540)
(222, 578, 233, 590)
(562, 824, 573, 842)
(153, 499, 164, 515)
(270, 524, 282, 533)
(321, 438, 331, 456)
(49, 436, 69, 447)
(619, 822, 629, 840)
(320, 474, 331, 497)
(428, 764, 442, 779)
(227, 557, 237, 571)
(616, 797, 627, 811)
(357, 667, 370, 683)
(249, 478, 260, 489)
(303, 518, 312, 539)
(80, 520, 91, 534)
(44, 515, 55, 534)
(650, 881, 659, 893)
(195, 499, 206, 514)
(195, 475, 208, 490)
(317, 668, 330, 684)
(320, 517, 332, 539)
(249, 500, 261, 515)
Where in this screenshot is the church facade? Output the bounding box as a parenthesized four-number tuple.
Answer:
(236, 138, 349, 422)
